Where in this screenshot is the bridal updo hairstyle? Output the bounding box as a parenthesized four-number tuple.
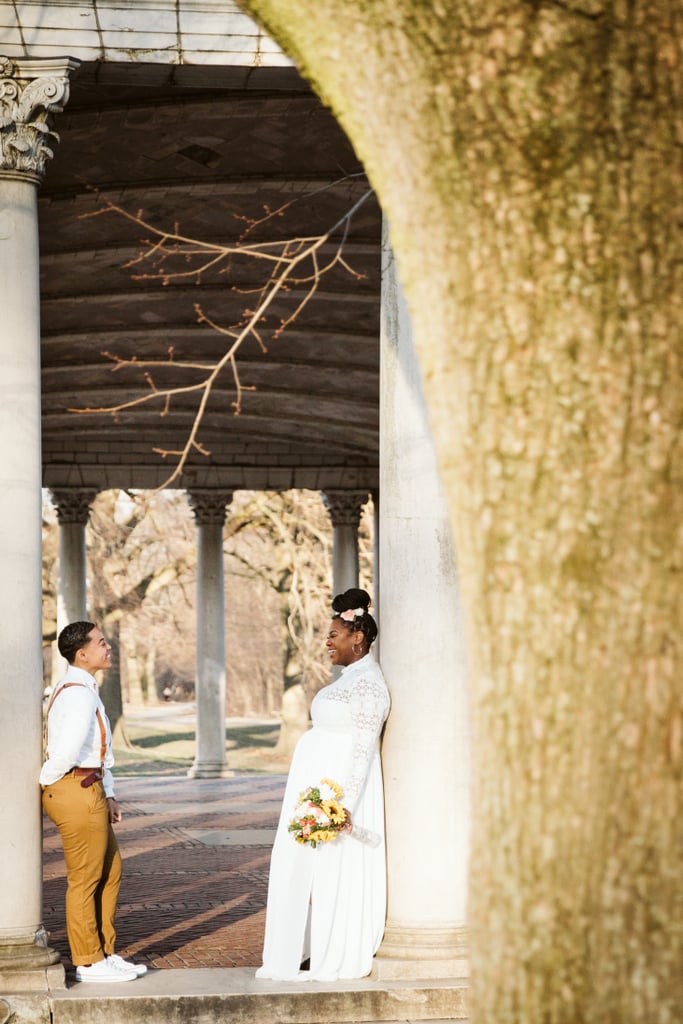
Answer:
(331, 588, 378, 648)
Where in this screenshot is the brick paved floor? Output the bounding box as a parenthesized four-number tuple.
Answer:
(42, 773, 287, 973)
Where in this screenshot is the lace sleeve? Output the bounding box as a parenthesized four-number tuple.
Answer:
(343, 672, 389, 813)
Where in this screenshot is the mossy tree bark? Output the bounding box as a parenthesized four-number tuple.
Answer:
(238, 1, 682, 1020)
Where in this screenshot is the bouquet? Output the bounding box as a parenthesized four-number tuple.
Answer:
(288, 778, 349, 848)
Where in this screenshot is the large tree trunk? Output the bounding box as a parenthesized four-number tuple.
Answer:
(239, 2, 682, 1020)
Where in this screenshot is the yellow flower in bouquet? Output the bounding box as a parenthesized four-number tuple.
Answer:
(288, 779, 349, 848)
(321, 799, 346, 825)
(320, 777, 343, 800)
(309, 829, 338, 843)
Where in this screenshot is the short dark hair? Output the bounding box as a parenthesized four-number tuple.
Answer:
(331, 588, 378, 647)
(58, 621, 96, 665)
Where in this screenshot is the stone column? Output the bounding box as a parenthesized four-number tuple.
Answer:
(51, 488, 96, 633)
(321, 489, 368, 596)
(0, 55, 78, 988)
(374, 229, 471, 979)
(187, 490, 233, 778)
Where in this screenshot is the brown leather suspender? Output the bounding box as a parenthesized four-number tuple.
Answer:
(44, 682, 107, 772)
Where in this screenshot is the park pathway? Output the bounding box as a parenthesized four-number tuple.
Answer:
(42, 773, 286, 975)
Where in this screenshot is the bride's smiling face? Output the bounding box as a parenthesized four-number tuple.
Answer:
(326, 619, 362, 667)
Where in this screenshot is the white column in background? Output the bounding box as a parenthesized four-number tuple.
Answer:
(321, 489, 368, 597)
(51, 489, 96, 632)
(187, 490, 233, 778)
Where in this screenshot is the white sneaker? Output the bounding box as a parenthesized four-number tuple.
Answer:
(75, 958, 137, 983)
(107, 953, 147, 977)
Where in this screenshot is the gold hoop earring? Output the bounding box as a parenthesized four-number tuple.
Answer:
(352, 642, 362, 656)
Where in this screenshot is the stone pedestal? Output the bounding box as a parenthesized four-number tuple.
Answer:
(0, 55, 78, 990)
(374, 230, 470, 979)
(187, 490, 233, 778)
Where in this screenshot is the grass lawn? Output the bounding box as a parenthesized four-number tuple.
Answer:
(112, 704, 291, 776)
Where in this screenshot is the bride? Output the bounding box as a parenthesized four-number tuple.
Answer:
(256, 588, 390, 981)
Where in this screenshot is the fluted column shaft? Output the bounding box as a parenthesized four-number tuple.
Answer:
(321, 490, 368, 596)
(51, 489, 96, 632)
(187, 490, 233, 779)
(374, 228, 471, 979)
(0, 56, 77, 981)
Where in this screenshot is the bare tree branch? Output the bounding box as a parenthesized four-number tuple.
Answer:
(71, 182, 372, 488)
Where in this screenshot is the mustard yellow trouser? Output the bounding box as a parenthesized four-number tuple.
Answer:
(42, 773, 122, 966)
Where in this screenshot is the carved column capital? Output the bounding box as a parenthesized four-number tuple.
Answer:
(321, 489, 369, 529)
(0, 56, 80, 184)
(50, 488, 97, 526)
(187, 490, 233, 527)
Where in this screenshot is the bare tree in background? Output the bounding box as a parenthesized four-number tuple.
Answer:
(42, 490, 196, 743)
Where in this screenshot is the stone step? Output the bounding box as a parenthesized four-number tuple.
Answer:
(50, 967, 469, 1024)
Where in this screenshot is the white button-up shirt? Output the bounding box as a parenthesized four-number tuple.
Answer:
(40, 665, 115, 797)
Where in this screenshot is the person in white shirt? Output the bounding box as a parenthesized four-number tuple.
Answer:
(41, 621, 146, 984)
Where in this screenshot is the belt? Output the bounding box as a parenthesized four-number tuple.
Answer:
(69, 767, 103, 788)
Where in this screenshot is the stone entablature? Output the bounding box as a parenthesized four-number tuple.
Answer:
(0, 1, 290, 68)
(41, 456, 379, 494)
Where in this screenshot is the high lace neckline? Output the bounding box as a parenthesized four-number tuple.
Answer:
(340, 652, 374, 675)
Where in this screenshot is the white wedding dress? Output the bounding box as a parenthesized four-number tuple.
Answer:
(256, 652, 391, 981)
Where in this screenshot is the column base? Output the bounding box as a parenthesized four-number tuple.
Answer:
(187, 762, 233, 779)
(0, 936, 64, 993)
(372, 924, 469, 980)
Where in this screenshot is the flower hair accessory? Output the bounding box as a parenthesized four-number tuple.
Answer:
(338, 607, 365, 622)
